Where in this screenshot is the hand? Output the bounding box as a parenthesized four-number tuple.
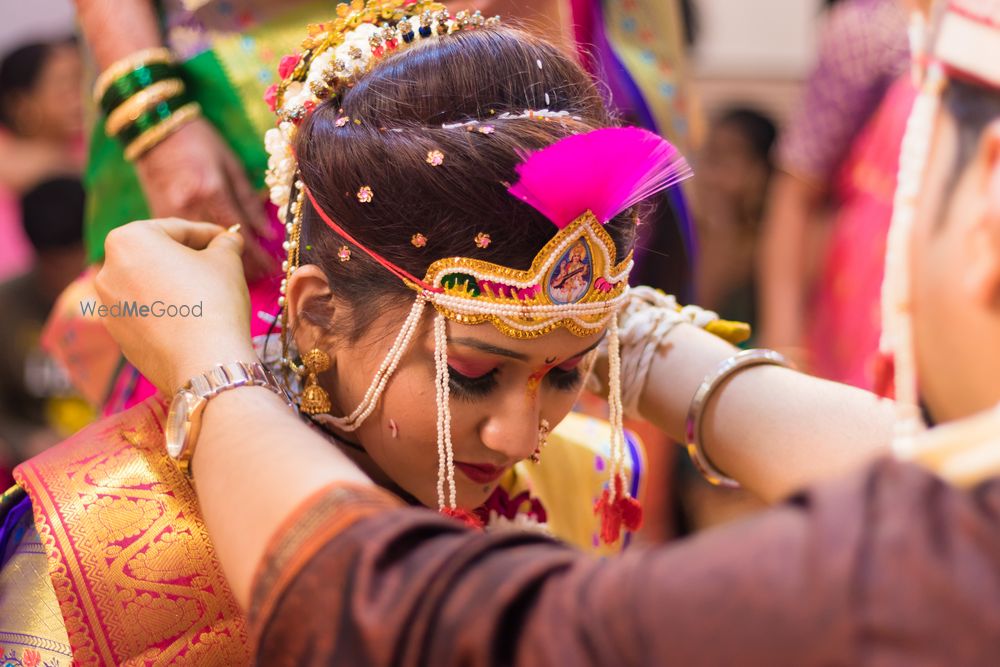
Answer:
(95, 218, 257, 394)
(134, 118, 277, 281)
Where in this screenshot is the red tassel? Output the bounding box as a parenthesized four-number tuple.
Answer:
(440, 507, 485, 530)
(619, 495, 643, 532)
(873, 351, 896, 400)
(593, 475, 643, 545)
(594, 487, 622, 544)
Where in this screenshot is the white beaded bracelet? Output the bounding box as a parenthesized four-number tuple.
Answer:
(684, 349, 791, 488)
(616, 286, 723, 418)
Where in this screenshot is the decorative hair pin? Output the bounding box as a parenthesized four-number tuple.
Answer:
(426, 149, 445, 166)
(441, 109, 580, 132)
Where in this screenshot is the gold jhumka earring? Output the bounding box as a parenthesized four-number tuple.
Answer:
(299, 348, 332, 415)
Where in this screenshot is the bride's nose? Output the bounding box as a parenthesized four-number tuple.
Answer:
(478, 390, 541, 462)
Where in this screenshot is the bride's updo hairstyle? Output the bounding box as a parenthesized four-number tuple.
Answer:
(293, 27, 637, 341)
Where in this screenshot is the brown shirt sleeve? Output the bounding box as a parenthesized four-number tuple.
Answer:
(254, 459, 1000, 666)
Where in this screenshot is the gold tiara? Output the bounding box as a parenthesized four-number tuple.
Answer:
(425, 212, 632, 339)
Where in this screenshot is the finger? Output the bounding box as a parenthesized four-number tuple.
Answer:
(223, 151, 275, 239)
(144, 218, 228, 250)
(205, 187, 276, 274)
(207, 228, 245, 257)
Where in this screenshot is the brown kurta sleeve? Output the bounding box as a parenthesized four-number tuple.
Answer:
(253, 459, 1000, 666)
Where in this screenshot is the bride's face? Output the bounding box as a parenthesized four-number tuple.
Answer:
(310, 300, 603, 509)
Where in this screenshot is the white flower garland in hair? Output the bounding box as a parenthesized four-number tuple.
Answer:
(264, 12, 471, 221)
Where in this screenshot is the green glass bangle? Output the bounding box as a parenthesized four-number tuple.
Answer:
(99, 62, 180, 116)
(113, 95, 190, 146)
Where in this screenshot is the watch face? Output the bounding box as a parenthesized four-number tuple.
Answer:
(165, 391, 193, 459)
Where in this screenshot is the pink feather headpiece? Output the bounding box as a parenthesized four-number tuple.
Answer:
(507, 126, 693, 228)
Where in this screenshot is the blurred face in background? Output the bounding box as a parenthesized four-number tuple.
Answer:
(8, 43, 83, 143)
(695, 120, 771, 221)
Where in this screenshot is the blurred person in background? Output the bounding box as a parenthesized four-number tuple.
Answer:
(674, 106, 778, 533)
(694, 106, 777, 330)
(0, 38, 85, 282)
(758, 0, 912, 389)
(0, 178, 93, 489)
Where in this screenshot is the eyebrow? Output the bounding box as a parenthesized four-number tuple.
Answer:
(450, 333, 606, 363)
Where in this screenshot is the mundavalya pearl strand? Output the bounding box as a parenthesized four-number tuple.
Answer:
(314, 297, 427, 432)
(881, 63, 945, 456)
(606, 313, 628, 501)
(433, 311, 458, 509)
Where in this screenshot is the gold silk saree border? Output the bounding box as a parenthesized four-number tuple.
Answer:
(13, 398, 250, 666)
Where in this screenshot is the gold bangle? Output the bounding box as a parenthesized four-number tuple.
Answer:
(123, 102, 201, 162)
(104, 79, 186, 137)
(684, 349, 792, 488)
(93, 47, 174, 103)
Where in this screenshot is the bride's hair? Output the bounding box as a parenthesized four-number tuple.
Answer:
(294, 26, 638, 341)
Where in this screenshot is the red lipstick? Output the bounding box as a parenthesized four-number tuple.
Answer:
(455, 462, 508, 484)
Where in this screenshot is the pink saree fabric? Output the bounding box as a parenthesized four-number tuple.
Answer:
(807, 77, 916, 389)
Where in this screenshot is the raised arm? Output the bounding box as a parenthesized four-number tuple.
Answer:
(74, 0, 275, 275)
(94, 219, 378, 607)
(74, 0, 162, 69)
(633, 322, 893, 502)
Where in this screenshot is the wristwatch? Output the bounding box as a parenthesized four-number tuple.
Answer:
(165, 360, 294, 476)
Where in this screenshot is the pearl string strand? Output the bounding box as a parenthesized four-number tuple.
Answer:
(882, 63, 945, 456)
(314, 297, 426, 432)
(434, 311, 457, 509)
(606, 313, 627, 500)
(440, 315, 457, 508)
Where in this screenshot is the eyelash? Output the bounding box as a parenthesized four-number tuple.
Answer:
(447, 365, 584, 401)
(448, 367, 499, 400)
(548, 366, 584, 391)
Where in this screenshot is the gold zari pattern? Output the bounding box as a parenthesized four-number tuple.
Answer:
(13, 398, 250, 666)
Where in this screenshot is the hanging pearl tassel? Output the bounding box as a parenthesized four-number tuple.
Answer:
(880, 63, 944, 457)
(433, 310, 465, 518)
(434, 310, 449, 510)
(314, 297, 427, 432)
(594, 313, 643, 544)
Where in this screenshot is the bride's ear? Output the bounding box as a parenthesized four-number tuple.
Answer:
(286, 264, 335, 353)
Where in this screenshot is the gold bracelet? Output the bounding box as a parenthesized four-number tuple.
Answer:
(93, 47, 174, 103)
(123, 102, 201, 162)
(104, 78, 186, 137)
